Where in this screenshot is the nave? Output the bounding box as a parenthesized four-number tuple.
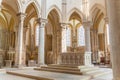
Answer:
(0, 0, 120, 80)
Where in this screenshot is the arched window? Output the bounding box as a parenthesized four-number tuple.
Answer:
(35, 25, 39, 46)
(66, 27, 71, 46)
(77, 26, 85, 46)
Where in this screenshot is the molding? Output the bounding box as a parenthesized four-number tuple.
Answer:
(62, 3, 67, 5)
(104, 17, 109, 24)
(17, 12, 27, 17)
(37, 18, 48, 24)
(83, 21, 93, 27)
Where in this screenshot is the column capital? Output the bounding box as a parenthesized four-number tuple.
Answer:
(17, 12, 26, 22)
(83, 21, 93, 30)
(60, 22, 69, 29)
(17, 12, 26, 17)
(36, 18, 48, 24)
(62, 2, 67, 5)
(83, 21, 93, 27)
(104, 17, 109, 24)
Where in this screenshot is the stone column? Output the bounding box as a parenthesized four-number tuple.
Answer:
(15, 13, 26, 68)
(107, 0, 120, 80)
(37, 18, 47, 66)
(83, 21, 92, 66)
(90, 29, 95, 62)
(61, 0, 67, 53)
(61, 23, 67, 52)
(56, 25, 62, 64)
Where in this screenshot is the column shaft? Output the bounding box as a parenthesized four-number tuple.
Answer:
(61, 24, 67, 52)
(15, 13, 26, 67)
(107, 0, 120, 80)
(83, 21, 92, 66)
(38, 18, 47, 66)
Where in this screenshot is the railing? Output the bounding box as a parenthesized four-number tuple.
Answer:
(59, 52, 85, 65)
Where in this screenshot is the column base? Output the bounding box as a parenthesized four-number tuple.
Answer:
(14, 64, 26, 69)
(37, 63, 46, 67)
(84, 52, 93, 66)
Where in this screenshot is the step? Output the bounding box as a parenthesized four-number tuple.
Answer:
(82, 69, 102, 74)
(80, 67, 99, 72)
(41, 66, 80, 71)
(34, 68, 82, 75)
(7, 69, 91, 80)
(0, 69, 6, 72)
(48, 64, 79, 68)
(7, 71, 53, 80)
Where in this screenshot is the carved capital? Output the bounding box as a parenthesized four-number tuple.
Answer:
(36, 18, 48, 24)
(60, 22, 69, 29)
(17, 12, 26, 22)
(62, 2, 67, 5)
(104, 17, 109, 24)
(83, 21, 93, 30)
(17, 12, 26, 17)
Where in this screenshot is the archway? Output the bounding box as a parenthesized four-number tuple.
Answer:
(67, 11, 84, 52)
(0, 0, 20, 67)
(45, 9, 60, 64)
(24, 2, 39, 66)
(90, 5, 110, 65)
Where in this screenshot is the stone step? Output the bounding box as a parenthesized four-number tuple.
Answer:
(41, 66, 80, 71)
(78, 66, 94, 69)
(7, 71, 53, 80)
(7, 69, 92, 80)
(0, 69, 6, 72)
(48, 64, 79, 68)
(82, 69, 102, 74)
(34, 68, 82, 75)
(80, 67, 99, 72)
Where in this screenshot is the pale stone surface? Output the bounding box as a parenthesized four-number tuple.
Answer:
(7, 69, 91, 80)
(92, 73, 113, 80)
(6, 68, 112, 80)
(107, 0, 120, 80)
(0, 71, 34, 80)
(0, 67, 113, 80)
(83, 21, 92, 66)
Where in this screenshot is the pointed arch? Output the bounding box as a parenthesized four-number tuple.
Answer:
(67, 8, 84, 22)
(90, 4, 106, 16)
(23, 0, 41, 17)
(47, 5, 62, 22)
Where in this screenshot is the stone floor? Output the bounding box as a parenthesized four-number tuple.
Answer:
(92, 73, 113, 80)
(0, 67, 113, 80)
(0, 70, 35, 80)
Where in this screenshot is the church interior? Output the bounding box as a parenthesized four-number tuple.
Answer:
(0, 0, 119, 80)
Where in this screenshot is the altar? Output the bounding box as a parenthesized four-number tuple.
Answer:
(59, 52, 85, 65)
